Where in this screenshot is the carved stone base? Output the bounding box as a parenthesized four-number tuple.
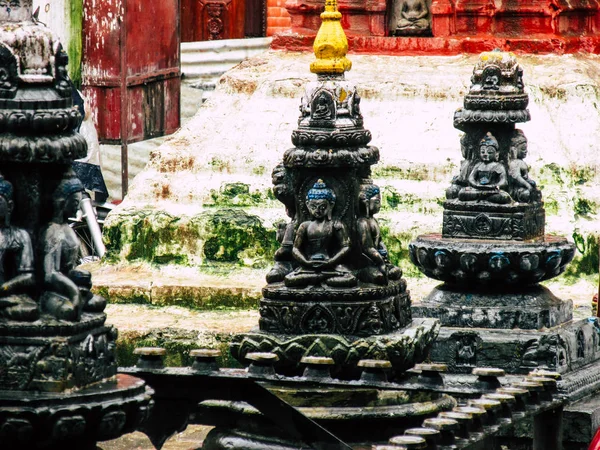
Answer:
(442, 199, 545, 241)
(0, 374, 152, 450)
(197, 388, 455, 447)
(413, 284, 573, 330)
(259, 279, 410, 336)
(231, 317, 440, 377)
(409, 233, 575, 287)
(425, 318, 600, 374)
(0, 313, 117, 392)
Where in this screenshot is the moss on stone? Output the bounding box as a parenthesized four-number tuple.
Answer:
(373, 161, 456, 182)
(207, 183, 267, 207)
(116, 330, 241, 369)
(67, 0, 83, 87)
(104, 208, 278, 268)
(569, 231, 599, 276)
(151, 285, 261, 309)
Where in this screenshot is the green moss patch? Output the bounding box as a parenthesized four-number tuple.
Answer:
(104, 208, 278, 268)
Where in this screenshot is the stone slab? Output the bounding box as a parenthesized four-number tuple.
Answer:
(413, 284, 573, 330)
(428, 318, 600, 374)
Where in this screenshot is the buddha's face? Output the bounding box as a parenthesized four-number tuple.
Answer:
(368, 193, 381, 215)
(64, 191, 83, 219)
(514, 140, 527, 158)
(307, 198, 332, 220)
(480, 145, 498, 162)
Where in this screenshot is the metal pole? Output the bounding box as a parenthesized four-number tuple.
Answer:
(80, 196, 106, 257)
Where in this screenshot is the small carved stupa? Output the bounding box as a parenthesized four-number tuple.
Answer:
(409, 51, 597, 376)
(232, 0, 438, 376)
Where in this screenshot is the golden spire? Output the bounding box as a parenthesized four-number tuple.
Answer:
(310, 0, 352, 75)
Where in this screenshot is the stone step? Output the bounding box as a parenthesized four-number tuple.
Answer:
(181, 37, 272, 80)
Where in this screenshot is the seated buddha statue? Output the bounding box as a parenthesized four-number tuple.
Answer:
(458, 132, 512, 204)
(0, 176, 38, 321)
(284, 180, 356, 288)
(392, 0, 431, 36)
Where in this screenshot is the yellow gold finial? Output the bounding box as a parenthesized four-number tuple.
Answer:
(310, 0, 352, 75)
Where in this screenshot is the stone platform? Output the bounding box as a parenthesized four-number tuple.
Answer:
(103, 51, 600, 283)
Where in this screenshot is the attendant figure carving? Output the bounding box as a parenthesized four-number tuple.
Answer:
(0, 176, 38, 321)
(267, 164, 297, 283)
(357, 181, 402, 285)
(508, 129, 539, 203)
(284, 180, 356, 288)
(391, 0, 430, 36)
(458, 132, 512, 204)
(311, 92, 334, 121)
(41, 177, 93, 321)
(447, 134, 475, 199)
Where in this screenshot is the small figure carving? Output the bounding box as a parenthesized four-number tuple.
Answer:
(41, 177, 88, 321)
(456, 335, 476, 367)
(508, 130, 539, 203)
(311, 91, 334, 121)
(458, 132, 512, 204)
(267, 164, 297, 283)
(446, 134, 475, 199)
(391, 0, 431, 36)
(284, 180, 356, 288)
(357, 181, 402, 285)
(0, 176, 38, 321)
(481, 66, 501, 91)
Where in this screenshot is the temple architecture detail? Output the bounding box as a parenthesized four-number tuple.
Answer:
(276, 0, 600, 54)
(0, 2, 151, 448)
(231, 0, 438, 376)
(410, 51, 598, 375)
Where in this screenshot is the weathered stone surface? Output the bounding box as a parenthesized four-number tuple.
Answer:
(104, 303, 259, 368)
(104, 51, 600, 280)
(413, 284, 573, 330)
(231, 317, 440, 376)
(427, 318, 600, 375)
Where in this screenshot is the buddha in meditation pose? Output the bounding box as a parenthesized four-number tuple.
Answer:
(458, 132, 512, 204)
(0, 176, 38, 321)
(284, 180, 356, 288)
(508, 129, 538, 203)
(41, 177, 87, 320)
(392, 0, 430, 36)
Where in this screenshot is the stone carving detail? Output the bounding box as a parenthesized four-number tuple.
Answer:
(0, 7, 151, 450)
(284, 179, 356, 289)
(357, 180, 402, 285)
(40, 177, 87, 321)
(232, 317, 439, 375)
(0, 176, 38, 321)
(0, 42, 17, 98)
(389, 0, 431, 36)
(409, 234, 575, 286)
(259, 294, 410, 335)
(442, 52, 545, 241)
(233, 0, 436, 377)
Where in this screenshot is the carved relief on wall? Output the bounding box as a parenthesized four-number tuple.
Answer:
(388, 0, 431, 36)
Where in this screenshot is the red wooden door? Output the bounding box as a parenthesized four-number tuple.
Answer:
(181, 0, 265, 41)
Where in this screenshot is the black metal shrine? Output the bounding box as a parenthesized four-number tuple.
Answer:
(0, 3, 151, 449)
